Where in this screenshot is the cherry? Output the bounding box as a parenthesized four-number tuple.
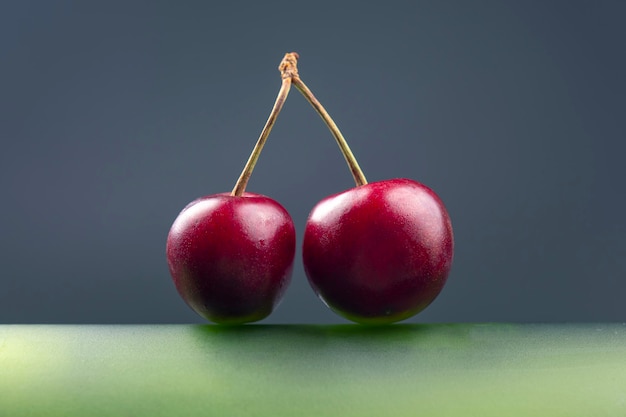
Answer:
(167, 192, 295, 324)
(283, 53, 454, 324)
(166, 54, 299, 324)
(303, 179, 453, 324)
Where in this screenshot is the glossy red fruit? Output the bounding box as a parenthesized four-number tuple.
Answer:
(303, 178, 454, 324)
(166, 192, 296, 324)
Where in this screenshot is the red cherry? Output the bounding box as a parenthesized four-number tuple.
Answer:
(167, 193, 295, 324)
(166, 53, 299, 324)
(285, 53, 455, 323)
(303, 179, 453, 324)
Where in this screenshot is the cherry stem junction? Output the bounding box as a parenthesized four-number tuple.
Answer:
(232, 52, 367, 196)
(282, 52, 368, 187)
(231, 54, 296, 196)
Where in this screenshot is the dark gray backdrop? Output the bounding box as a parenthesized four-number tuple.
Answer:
(1, 1, 624, 324)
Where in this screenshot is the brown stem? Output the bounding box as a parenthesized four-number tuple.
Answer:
(280, 52, 368, 186)
(231, 55, 296, 196)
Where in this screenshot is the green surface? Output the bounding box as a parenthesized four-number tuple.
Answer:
(1, 323, 625, 416)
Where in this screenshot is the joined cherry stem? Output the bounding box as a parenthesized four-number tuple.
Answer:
(232, 52, 367, 196)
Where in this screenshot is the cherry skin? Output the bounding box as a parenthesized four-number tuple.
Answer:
(302, 178, 454, 324)
(166, 192, 296, 324)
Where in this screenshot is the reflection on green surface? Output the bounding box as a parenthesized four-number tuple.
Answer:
(1, 323, 625, 416)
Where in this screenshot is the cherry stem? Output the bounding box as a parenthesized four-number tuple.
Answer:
(281, 53, 368, 186)
(231, 54, 297, 196)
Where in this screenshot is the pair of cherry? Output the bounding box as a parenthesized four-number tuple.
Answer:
(166, 53, 454, 324)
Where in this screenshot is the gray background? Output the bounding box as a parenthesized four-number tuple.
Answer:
(1, 1, 624, 324)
